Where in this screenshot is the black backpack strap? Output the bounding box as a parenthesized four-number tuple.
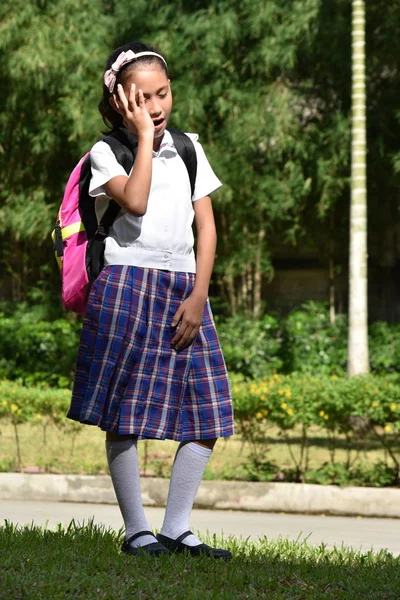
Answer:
(168, 129, 198, 198)
(98, 199, 121, 230)
(100, 128, 139, 230)
(103, 128, 138, 175)
(78, 154, 97, 238)
(85, 129, 138, 285)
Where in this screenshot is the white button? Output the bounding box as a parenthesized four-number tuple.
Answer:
(164, 254, 169, 259)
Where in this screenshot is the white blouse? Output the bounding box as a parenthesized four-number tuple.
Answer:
(89, 130, 222, 273)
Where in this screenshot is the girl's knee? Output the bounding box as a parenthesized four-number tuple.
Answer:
(106, 432, 137, 442)
(184, 438, 218, 450)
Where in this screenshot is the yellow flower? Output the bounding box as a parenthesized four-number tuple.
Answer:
(331, 374, 339, 380)
(278, 389, 285, 396)
(390, 403, 397, 411)
(255, 412, 263, 420)
(281, 402, 288, 410)
(287, 408, 294, 416)
(1, 400, 7, 407)
(10, 403, 18, 413)
(324, 414, 329, 420)
(285, 389, 292, 399)
(262, 409, 269, 416)
(260, 395, 266, 401)
(384, 424, 393, 433)
(371, 401, 379, 408)
(319, 410, 325, 417)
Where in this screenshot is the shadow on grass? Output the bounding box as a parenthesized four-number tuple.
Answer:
(0, 521, 399, 599)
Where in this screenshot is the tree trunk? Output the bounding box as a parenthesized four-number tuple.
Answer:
(348, 0, 369, 375)
(220, 213, 237, 315)
(254, 226, 266, 317)
(329, 217, 336, 325)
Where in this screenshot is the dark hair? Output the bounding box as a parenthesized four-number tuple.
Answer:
(98, 41, 168, 131)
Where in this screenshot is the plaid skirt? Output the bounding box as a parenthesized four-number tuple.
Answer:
(67, 265, 234, 441)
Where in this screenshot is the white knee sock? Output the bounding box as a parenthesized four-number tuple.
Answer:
(160, 442, 212, 547)
(106, 439, 155, 547)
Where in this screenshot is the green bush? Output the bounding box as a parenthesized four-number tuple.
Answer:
(283, 301, 348, 375)
(231, 372, 400, 484)
(216, 313, 283, 378)
(2, 302, 400, 386)
(0, 317, 80, 387)
(369, 321, 400, 374)
(1, 375, 400, 485)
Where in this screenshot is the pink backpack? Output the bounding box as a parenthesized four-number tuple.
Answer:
(52, 128, 197, 314)
(52, 132, 135, 314)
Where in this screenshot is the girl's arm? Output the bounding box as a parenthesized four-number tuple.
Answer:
(105, 84, 154, 216)
(171, 195, 217, 350)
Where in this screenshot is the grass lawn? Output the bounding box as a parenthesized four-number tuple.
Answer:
(1, 521, 399, 599)
(0, 422, 390, 480)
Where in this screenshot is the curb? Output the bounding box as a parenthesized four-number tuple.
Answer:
(1, 473, 400, 518)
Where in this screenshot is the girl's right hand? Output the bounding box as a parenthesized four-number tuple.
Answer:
(113, 83, 154, 137)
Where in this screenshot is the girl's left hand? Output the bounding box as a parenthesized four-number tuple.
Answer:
(171, 294, 206, 350)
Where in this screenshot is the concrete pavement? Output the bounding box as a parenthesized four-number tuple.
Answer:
(2, 473, 400, 518)
(1, 499, 399, 556)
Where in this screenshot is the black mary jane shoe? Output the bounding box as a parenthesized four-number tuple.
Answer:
(121, 530, 170, 557)
(156, 531, 232, 560)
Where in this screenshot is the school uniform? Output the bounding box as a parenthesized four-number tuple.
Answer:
(67, 130, 235, 441)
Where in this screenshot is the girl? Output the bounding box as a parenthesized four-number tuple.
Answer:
(67, 41, 234, 559)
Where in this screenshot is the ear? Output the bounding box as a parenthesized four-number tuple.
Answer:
(109, 94, 121, 115)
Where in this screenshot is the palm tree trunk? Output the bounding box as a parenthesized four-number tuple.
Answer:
(348, 0, 369, 375)
(253, 225, 265, 317)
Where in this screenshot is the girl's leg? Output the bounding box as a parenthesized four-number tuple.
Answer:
(105, 432, 155, 548)
(160, 438, 217, 546)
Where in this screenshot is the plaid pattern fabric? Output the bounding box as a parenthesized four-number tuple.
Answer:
(68, 265, 234, 441)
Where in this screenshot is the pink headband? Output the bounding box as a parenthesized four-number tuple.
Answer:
(104, 50, 168, 93)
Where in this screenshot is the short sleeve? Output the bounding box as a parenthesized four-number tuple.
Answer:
(89, 141, 128, 197)
(186, 134, 222, 201)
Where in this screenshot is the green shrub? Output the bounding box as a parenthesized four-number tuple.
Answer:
(0, 317, 80, 387)
(306, 462, 399, 487)
(2, 302, 400, 387)
(1, 375, 400, 485)
(283, 301, 348, 375)
(231, 372, 400, 483)
(216, 313, 283, 378)
(369, 321, 400, 374)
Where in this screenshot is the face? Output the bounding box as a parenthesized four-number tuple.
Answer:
(123, 66, 172, 143)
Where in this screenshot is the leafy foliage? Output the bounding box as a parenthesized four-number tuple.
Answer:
(2, 303, 400, 387)
(231, 372, 400, 483)
(0, 315, 81, 387)
(216, 313, 283, 378)
(1, 1, 399, 316)
(2, 373, 400, 486)
(284, 301, 348, 375)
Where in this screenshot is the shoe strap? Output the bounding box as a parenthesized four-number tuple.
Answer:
(172, 530, 194, 550)
(126, 530, 155, 544)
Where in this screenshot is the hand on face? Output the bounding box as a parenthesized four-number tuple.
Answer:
(112, 83, 154, 137)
